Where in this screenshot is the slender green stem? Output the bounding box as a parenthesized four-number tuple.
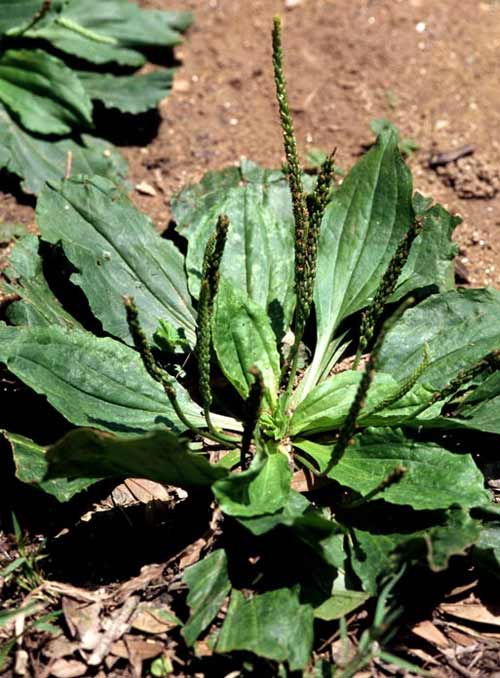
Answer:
(353, 216, 424, 370)
(241, 367, 264, 470)
(124, 296, 236, 447)
(55, 16, 118, 44)
(322, 298, 414, 476)
(195, 215, 232, 441)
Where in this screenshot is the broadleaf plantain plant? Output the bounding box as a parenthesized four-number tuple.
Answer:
(0, 0, 192, 194)
(2, 16, 500, 673)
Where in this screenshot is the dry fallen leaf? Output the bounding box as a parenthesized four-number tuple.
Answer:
(131, 604, 179, 634)
(62, 598, 102, 651)
(411, 620, 449, 648)
(87, 596, 139, 666)
(440, 601, 500, 628)
(50, 658, 87, 678)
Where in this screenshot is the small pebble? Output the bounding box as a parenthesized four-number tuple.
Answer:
(135, 181, 157, 197)
(415, 21, 426, 33)
(285, 0, 302, 9)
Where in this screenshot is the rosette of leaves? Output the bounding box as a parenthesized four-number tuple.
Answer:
(0, 0, 192, 194)
(1, 18, 500, 672)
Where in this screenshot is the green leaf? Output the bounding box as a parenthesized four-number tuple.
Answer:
(173, 159, 301, 337)
(182, 550, 231, 646)
(290, 370, 433, 436)
(446, 374, 500, 434)
(378, 288, 500, 390)
(392, 196, 459, 299)
(26, 0, 192, 67)
(0, 49, 92, 135)
(213, 447, 291, 518)
(46, 429, 226, 487)
(235, 490, 311, 535)
(0, 0, 47, 34)
(2, 431, 94, 502)
(0, 106, 127, 194)
(3, 235, 82, 330)
(304, 127, 414, 393)
(425, 509, 482, 571)
(314, 574, 370, 621)
(294, 428, 490, 510)
(350, 509, 483, 593)
(78, 69, 175, 114)
(216, 588, 314, 670)
(0, 324, 205, 435)
(473, 523, 500, 578)
(213, 281, 281, 408)
(36, 176, 197, 347)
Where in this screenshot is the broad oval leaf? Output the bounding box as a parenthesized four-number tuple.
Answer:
(2, 431, 94, 502)
(78, 69, 175, 114)
(26, 0, 192, 67)
(0, 324, 204, 435)
(182, 550, 231, 646)
(36, 176, 197, 347)
(0, 106, 127, 194)
(173, 159, 300, 338)
(3, 235, 82, 330)
(216, 588, 314, 671)
(0, 1, 48, 34)
(378, 288, 500, 389)
(304, 127, 414, 393)
(46, 429, 226, 487)
(0, 49, 92, 135)
(290, 370, 433, 436)
(213, 448, 291, 518)
(294, 428, 490, 510)
(213, 281, 281, 409)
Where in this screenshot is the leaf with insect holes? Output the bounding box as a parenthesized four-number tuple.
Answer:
(36, 176, 197, 347)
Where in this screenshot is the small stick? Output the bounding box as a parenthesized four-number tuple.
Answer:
(428, 144, 475, 168)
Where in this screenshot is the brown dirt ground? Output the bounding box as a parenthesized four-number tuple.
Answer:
(139, 0, 499, 288)
(1, 1, 500, 287)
